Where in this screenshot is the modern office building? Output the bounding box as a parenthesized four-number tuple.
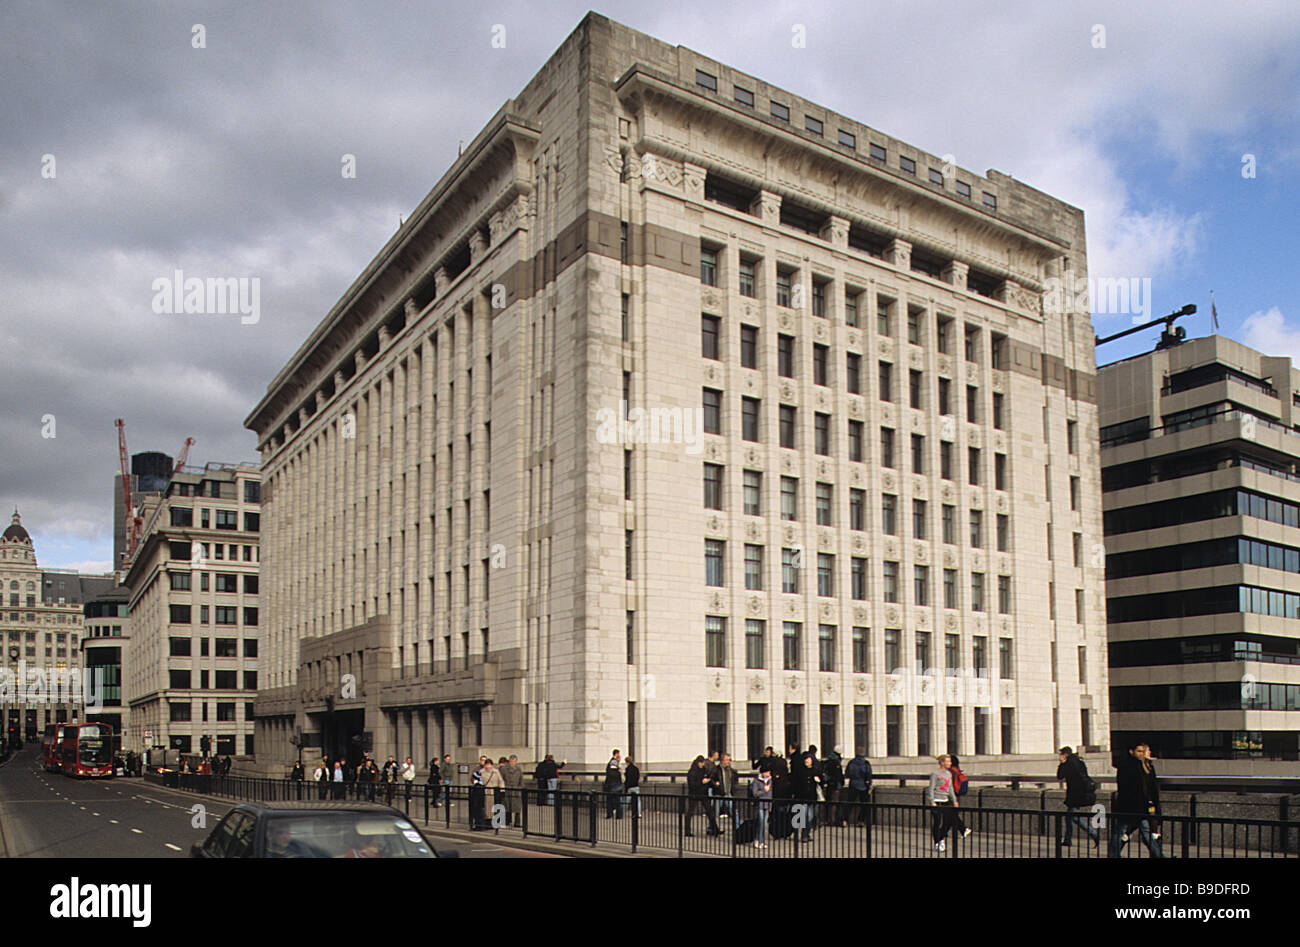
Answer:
(82, 584, 131, 744)
(121, 463, 261, 758)
(245, 12, 1107, 772)
(114, 451, 173, 571)
(0, 511, 114, 740)
(1100, 334, 1300, 770)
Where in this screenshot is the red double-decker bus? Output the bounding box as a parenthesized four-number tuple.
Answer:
(42, 724, 66, 772)
(59, 723, 113, 777)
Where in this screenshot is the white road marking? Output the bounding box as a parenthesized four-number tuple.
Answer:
(92, 812, 99, 816)
(130, 828, 143, 834)
(109, 819, 118, 824)
(165, 843, 181, 851)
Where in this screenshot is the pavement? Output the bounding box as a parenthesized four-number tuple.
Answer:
(0, 748, 556, 859)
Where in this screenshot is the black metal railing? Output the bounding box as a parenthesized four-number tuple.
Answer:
(166, 776, 1298, 859)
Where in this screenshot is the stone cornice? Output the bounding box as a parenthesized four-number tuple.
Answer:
(613, 64, 1071, 259)
(245, 107, 541, 439)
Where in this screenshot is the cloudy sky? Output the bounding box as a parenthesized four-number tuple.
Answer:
(3, 0, 1298, 572)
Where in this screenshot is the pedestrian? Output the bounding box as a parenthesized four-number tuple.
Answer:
(358, 756, 378, 802)
(603, 749, 625, 819)
(315, 758, 330, 800)
(401, 756, 416, 803)
(753, 745, 775, 773)
(704, 750, 722, 821)
(290, 760, 305, 781)
(624, 755, 641, 818)
(470, 762, 488, 829)
(749, 768, 773, 849)
(1110, 743, 1164, 858)
(503, 755, 523, 825)
(685, 755, 720, 837)
(948, 754, 972, 840)
(426, 756, 442, 807)
(789, 752, 819, 840)
(380, 755, 398, 804)
(928, 754, 958, 853)
(1057, 746, 1099, 848)
(821, 747, 845, 826)
(440, 754, 454, 808)
(479, 758, 505, 828)
(534, 753, 564, 806)
(332, 759, 345, 799)
(844, 748, 873, 823)
(716, 753, 738, 821)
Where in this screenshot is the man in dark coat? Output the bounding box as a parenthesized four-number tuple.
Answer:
(603, 749, 625, 819)
(1057, 746, 1099, 847)
(1109, 743, 1163, 858)
(844, 750, 873, 823)
(821, 749, 845, 825)
(789, 753, 819, 839)
(684, 755, 720, 837)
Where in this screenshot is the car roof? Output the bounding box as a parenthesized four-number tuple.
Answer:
(232, 801, 410, 815)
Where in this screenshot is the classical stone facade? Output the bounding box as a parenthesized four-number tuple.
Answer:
(245, 13, 1106, 773)
(0, 512, 114, 741)
(122, 463, 261, 758)
(1100, 334, 1300, 771)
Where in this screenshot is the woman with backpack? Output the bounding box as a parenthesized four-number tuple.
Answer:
(948, 755, 973, 841)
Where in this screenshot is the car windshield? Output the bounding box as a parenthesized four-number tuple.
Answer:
(263, 814, 435, 858)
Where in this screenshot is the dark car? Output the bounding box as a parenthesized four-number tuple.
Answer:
(190, 801, 458, 858)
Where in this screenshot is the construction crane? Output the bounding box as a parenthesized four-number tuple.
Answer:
(174, 437, 195, 474)
(1095, 304, 1196, 351)
(114, 419, 143, 566)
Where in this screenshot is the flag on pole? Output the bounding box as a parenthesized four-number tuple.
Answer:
(1211, 290, 1219, 331)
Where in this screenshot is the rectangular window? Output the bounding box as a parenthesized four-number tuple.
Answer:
(746, 620, 766, 669)
(621, 293, 629, 341)
(1072, 532, 1082, 568)
(869, 142, 887, 162)
(911, 434, 925, 474)
(734, 86, 754, 107)
(883, 561, 899, 603)
(695, 69, 717, 91)
(700, 247, 718, 287)
(995, 453, 1007, 490)
(899, 155, 916, 175)
(966, 385, 979, 424)
(929, 168, 945, 186)
(742, 397, 760, 441)
(705, 540, 725, 587)
(848, 420, 864, 462)
(999, 638, 1013, 678)
(915, 631, 932, 672)
(965, 325, 980, 363)
(818, 624, 836, 671)
(770, 101, 790, 122)
(703, 463, 724, 510)
(838, 129, 856, 149)
(1070, 476, 1080, 511)
(882, 494, 897, 536)
(815, 482, 833, 526)
(912, 499, 927, 539)
(942, 505, 956, 544)
(877, 297, 893, 336)
(701, 314, 720, 359)
(956, 180, 971, 199)
(881, 427, 896, 468)
(1078, 645, 1087, 686)
(998, 575, 1012, 614)
(812, 281, 827, 318)
(743, 470, 762, 516)
(813, 344, 829, 386)
(936, 315, 952, 355)
(814, 413, 830, 455)
(782, 548, 800, 594)
(907, 307, 922, 345)
(968, 447, 981, 486)
(983, 192, 998, 211)
(851, 557, 868, 599)
(215, 573, 237, 593)
(776, 270, 793, 308)
(779, 404, 797, 449)
(215, 509, 238, 530)
(215, 638, 238, 658)
(993, 392, 1004, 429)
(777, 334, 794, 376)
(852, 627, 869, 673)
(169, 604, 191, 624)
(817, 554, 835, 596)
(940, 441, 953, 480)
(914, 565, 930, 607)
(169, 572, 191, 591)
(884, 629, 900, 672)
(878, 361, 893, 401)
(702, 388, 722, 434)
(997, 514, 1010, 552)
(805, 115, 824, 137)
(1075, 588, 1085, 624)
(626, 611, 635, 664)
(846, 353, 861, 393)
(740, 324, 758, 368)
(971, 573, 986, 612)
(937, 377, 951, 416)
(706, 615, 727, 667)
(626, 530, 633, 580)
(845, 289, 860, 327)
(849, 488, 865, 530)
(909, 370, 922, 409)
(1067, 420, 1078, 455)
(969, 509, 983, 548)
(169, 637, 191, 657)
(739, 259, 757, 297)
(744, 544, 764, 591)
(780, 477, 798, 521)
(945, 634, 960, 675)
(783, 622, 801, 670)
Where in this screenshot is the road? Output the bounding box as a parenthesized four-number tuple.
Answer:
(0, 748, 554, 858)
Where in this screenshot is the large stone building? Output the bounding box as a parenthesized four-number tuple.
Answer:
(245, 13, 1107, 772)
(121, 463, 261, 758)
(0, 511, 114, 741)
(82, 584, 131, 743)
(1100, 334, 1300, 772)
